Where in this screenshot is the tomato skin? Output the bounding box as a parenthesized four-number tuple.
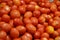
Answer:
(21, 33, 32, 40)
(24, 0, 31, 3)
(6, 35, 12, 40)
(34, 39, 40, 40)
(16, 26, 26, 35)
(41, 33, 49, 38)
(26, 24, 36, 34)
(55, 36, 60, 40)
(13, 0, 21, 6)
(11, 5, 18, 10)
(10, 28, 19, 38)
(10, 10, 20, 19)
(24, 11, 32, 18)
(13, 18, 23, 26)
(34, 31, 41, 39)
(52, 20, 60, 29)
(2, 14, 10, 22)
(38, 16, 46, 23)
(0, 17, 2, 22)
(55, 1, 60, 6)
(52, 31, 59, 38)
(50, 3, 57, 12)
(13, 38, 21, 40)
(24, 18, 32, 24)
(57, 29, 60, 35)
(0, 31, 7, 39)
(30, 1, 37, 5)
(27, 4, 35, 11)
(37, 28, 44, 34)
(1, 23, 12, 32)
(35, 5, 40, 11)
(31, 17, 38, 26)
(19, 6, 26, 14)
(0, 9, 8, 16)
(49, 38, 54, 40)
(58, 6, 60, 11)
(46, 26, 54, 34)
(33, 10, 41, 18)
(40, 8, 50, 14)
(41, 37, 48, 40)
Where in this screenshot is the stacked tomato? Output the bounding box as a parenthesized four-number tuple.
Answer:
(0, 0, 60, 40)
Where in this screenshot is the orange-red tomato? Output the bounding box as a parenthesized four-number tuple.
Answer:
(43, 22, 48, 27)
(55, 36, 60, 40)
(48, 19, 53, 25)
(25, 33, 32, 39)
(9, 20, 14, 27)
(11, 5, 18, 10)
(31, 17, 38, 25)
(50, 3, 57, 12)
(34, 31, 40, 39)
(13, 38, 21, 40)
(40, 8, 50, 14)
(1, 14, 10, 22)
(33, 10, 41, 18)
(21, 33, 32, 40)
(40, 37, 48, 40)
(34, 39, 40, 40)
(52, 31, 59, 38)
(0, 5, 10, 15)
(33, 0, 40, 2)
(16, 26, 26, 34)
(26, 24, 36, 34)
(0, 2, 6, 8)
(55, 1, 60, 6)
(46, 26, 54, 34)
(37, 28, 44, 34)
(13, 0, 21, 6)
(1, 23, 12, 32)
(3, 5, 10, 12)
(45, 2, 51, 8)
(0, 9, 8, 16)
(13, 18, 23, 26)
(24, 0, 31, 3)
(20, 0, 25, 5)
(34, 5, 40, 11)
(38, 16, 46, 23)
(58, 6, 60, 11)
(0, 17, 1, 22)
(37, 24, 44, 29)
(10, 28, 19, 38)
(40, 2, 45, 7)
(30, 1, 37, 5)
(27, 4, 35, 11)
(52, 20, 60, 29)
(49, 38, 54, 40)
(0, 22, 5, 27)
(7, 1, 13, 6)
(10, 10, 20, 19)
(6, 35, 11, 40)
(24, 18, 32, 24)
(19, 6, 26, 14)
(0, 31, 7, 39)
(41, 33, 49, 38)
(55, 11, 60, 16)
(0, 39, 4, 40)
(57, 29, 60, 35)
(24, 11, 32, 18)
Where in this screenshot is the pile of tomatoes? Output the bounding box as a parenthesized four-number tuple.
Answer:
(0, 0, 60, 40)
